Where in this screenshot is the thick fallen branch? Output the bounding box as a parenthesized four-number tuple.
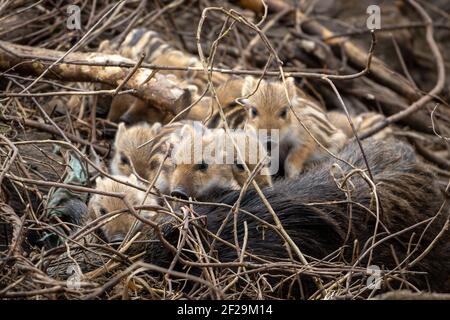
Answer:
(0, 41, 191, 115)
(0, 115, 109, 156)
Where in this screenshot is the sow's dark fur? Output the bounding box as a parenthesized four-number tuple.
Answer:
(147, 139, 450, 297)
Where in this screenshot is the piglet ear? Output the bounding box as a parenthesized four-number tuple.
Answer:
(95, 176, 103, 186)
(285, 77, 297, 98)
(187, 84, 198, 96)
(139, 122, 151, 129)
(180, 123, 194, 139)
(115, 122, 126, 143)
(242, 76, 257, 96)
(87, 200, 98, 220)
(151, 122, 162, 135)
(128, 173, 138, 184)
(236, 97, 250, 107)
(180, 121, 206, 140)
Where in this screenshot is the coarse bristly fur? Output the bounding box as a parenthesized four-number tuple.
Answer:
(169, 124, 273, 201)
(111, 121, 187, 194)
(110, 122, 158, 179)
(105, 29, 228, 125)
(144, 138, 449, 298)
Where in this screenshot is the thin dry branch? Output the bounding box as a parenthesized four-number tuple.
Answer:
(359, 0, 446, 139)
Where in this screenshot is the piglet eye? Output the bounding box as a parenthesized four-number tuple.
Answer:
(279, 107, 289, 119)
(99, 208, 107, 215)
(250, 107, 258, 118)
(195, 161, 208, 171)
(120, 154, 130, 165)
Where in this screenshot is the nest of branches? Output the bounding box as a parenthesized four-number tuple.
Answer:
(0, 0, 449, 300)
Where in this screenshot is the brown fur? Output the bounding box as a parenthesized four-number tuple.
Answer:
(111, 123, 158, 179)
(107, 94, 131, 123)
(241, 76, 347, 177)
(106, 29, 229, 125)
(147, 39, 228, 94)
(107, 94, 171, 124)
(142, 121, 191, 193)
(195, 77, 248, 127)
(87, 175, 158, 243)
(111, 121, 190, 194)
